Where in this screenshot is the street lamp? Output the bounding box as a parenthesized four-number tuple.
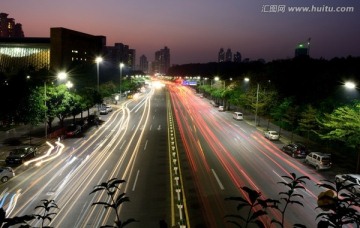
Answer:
(255, 83, 259, 126)
(345, 81, 356, 89)
(95, 57, 103, 92)
(119, 63, 125, 97)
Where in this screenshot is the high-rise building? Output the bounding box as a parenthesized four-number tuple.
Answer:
(233, 52, 242, 63)
(0, 13, 24, 38)
(106, 43, 136, 70)
(218, 48, 225, 62)
(154, 46, 170, 75)
(139, 55, 148, 73)
(225, 48, 232, 62)
(0, 27, 105, 73)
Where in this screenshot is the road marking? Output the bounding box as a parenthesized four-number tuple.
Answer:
(132, 170, 140, 191)
(211, 169, 224, 190)
(144, 140, 148, 150)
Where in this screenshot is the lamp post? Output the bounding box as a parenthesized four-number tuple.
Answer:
(255, 83, 259, 126)
(95, 57, 103, 92)
(119, 63, 124, 97)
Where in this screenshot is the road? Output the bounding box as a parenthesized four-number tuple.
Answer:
(0, 80, 349, 228)
(167, 83, 336, 227)
(0, 84, 174, 227)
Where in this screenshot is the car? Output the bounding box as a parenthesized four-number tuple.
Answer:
(335, 174, 360, 195)
(281, 142, 308, 158)
(66, 124, 81, 137)
(99, 108, 108, 115)
(218, 106, 224, 111)
(5, 146, 38, 165)
(0, 167, 15, 183)
(105, 105, 113, 112)
(264, 130, 280, 140)
(304, 152, 332, 170)
(233, 112, 243, 120)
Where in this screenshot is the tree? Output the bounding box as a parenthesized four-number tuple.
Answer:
(34, 199, 59, 228)
(89, 178, 137, 228)
(45, 84, 73, 129)
(270, 97, 293, 136)
(316, 179, 360, 227)
(317, 102, 360, 173)
(298, 105, 319, 142)
(225, 173, 309, 228)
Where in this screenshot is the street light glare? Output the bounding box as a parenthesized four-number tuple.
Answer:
(57, 72, 67, 80)
(345, 81, 356, 89)
(66, 81, 73, 89)
(95, 57, 103, 63)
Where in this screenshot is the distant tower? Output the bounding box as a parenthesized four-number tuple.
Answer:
(139, 55, 148, 73)
(295, 38, 311, 58)
(233, 51, 242, 63)
(154, 46, 170, 75)
(218, 48, 225, 62)
(0, 13, 24, 38)
(225, 48, 232, 62)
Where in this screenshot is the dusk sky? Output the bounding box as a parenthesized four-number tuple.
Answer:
(2, 0, 360, 65)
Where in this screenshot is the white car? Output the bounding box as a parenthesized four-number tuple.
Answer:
(105, 105, 113, 112)
(335, 174, 360, 195)
(305, 152, 332, 170)
(0, 167, 15, 183)
(264, 130, 279, 140)
(233, 112, 243, 120)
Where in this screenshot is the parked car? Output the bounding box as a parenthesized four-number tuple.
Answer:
(99, 108, 108, 115)
(281, 142, 308, 158)
(66, 124, 82, 137)
(233, 112, 243, 120)
(264, 130, 280, 140)
(335, 174, 360, 195)
(105, 105, 113, 112)
(218, 106, 224, 111)
(304, 152, 332, 170)
(5, 146, 38, 165)
(0, 167, 15, 183)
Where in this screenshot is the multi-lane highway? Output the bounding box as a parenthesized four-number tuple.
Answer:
(0, 80, 341, 228)
(167, 83, 333, 227)
(1, 83, 176, 227)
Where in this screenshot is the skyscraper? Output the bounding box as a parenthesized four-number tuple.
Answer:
(154, 46, 170, 75)
(225, 48, 232, 62)
(233, 51, 242, 63)
(139, 55, 148, 73)
(0, 13, 24, 38)
(218, 48, 225, 62)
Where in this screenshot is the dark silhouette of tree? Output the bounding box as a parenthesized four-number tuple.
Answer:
(89, 178, 138, 228)
(33, 199, 59, 228)
(316, 179, 360, 227)
(225, 173, 309, 228)
(224, 186, 271, 228)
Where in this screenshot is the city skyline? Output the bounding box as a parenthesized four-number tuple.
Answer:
(2, 0, 360, 65)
